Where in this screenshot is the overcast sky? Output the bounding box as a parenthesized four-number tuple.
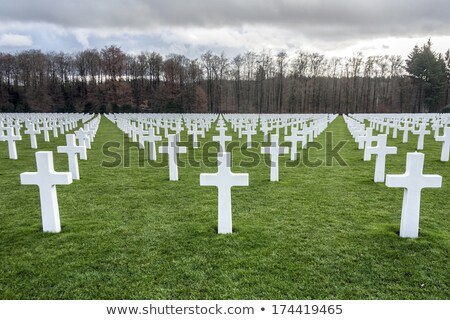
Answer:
(0, 0, 449, 58)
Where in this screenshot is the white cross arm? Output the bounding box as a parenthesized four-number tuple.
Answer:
(159, 146, 168, 154)
(20, 172, 40, 185)
(386, 171, 442, 189)
(200, 172, 248, 187)
(57, 145, 85, 155)
(200, 173, 218, 187)
(416, 175, 442, 189)
(21, 170, 72, 186)
(366, 145, 398, 156)
(385, 173, 408, 188)
(229, 173, 249, 187)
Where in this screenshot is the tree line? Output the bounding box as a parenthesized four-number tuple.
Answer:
(0, 41, 449, 114)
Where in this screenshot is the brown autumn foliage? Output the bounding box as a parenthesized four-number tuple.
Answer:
(0, 45, 449, 113)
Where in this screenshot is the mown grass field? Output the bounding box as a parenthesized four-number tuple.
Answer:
(0, 115, 448, 299)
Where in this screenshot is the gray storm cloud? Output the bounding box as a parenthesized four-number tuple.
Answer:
(0, 0, 449, 40)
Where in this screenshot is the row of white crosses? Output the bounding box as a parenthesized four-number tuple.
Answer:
(205, 114, 338, 233)
(0, 113, 92, 159)
(351, 113, 449, 155)
(108, 113, 335, 183)
(201, 115, 336, 233)
(107, 113, 216, 163)
(345, 114, 445, 238)
(348, 114, 450, 163)
(20, 115, 101, 233)
(144, 113, 332, 184)
(224, 113, 336, 175)
(106, 113, 336, 234)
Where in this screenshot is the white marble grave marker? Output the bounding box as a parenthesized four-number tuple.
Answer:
(435, 127, 450, 162)
(57, 134, 86, 180)
(42, 121, 52, 142)
(386, 152, 442, 238)
(159, 134, 187, 181)
(285, 128, 306, 161)
(358, 127, 373, 150)
(188, 124, 202, 149)
(366, 134, 397, 182)
(413, 123, 430, 150)
(52, 122, 59, 138)
(25, 123, 41, 149)
(134, 123, 148, 149)
(213, 126, 231, 153)
(75, 129, 90, 155)
(261, 134, 288, 181)
(392, 120, 400, 139)
(242, 124, 256, 148)
(200, 152, 249, 234)
(1, 127, 21, 160)
(402, 121, 411, 143)
(20, 151, 73, 233)
(363, 129, 378, 161)
(141, 128, 162, 161)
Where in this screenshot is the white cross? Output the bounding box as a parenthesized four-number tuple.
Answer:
(197, 121, 206, 138)
(358, 127, 373, 151)
(391, 120, 400, 139)
(83, 124, 95, 146)
(42, 121, 52, 142)
(75, 129, 91, 152)
(363, 129, 378, 161)
(52, 121, 60, 138)
(134, 123, 148, 149)
(200, 152, 249, 234)
(173, 120, 184, 135)
(435, 126, 450, 162)
(129, 123, 137, 142)
(159, 134, 187, 181)
(432, 122, 441, 138)
(57, 134, 86, 180)
(386, 152, 442, 238)
(236, 120, 245, 139)
(242, 124, 256, 148)
(213, 127, 231, 153)
(20, 151, 73, 233)
(261, 134, 288, 181)
(141, 128, 162, 161)
(365, 134, 397, 182)
(401, 121, 412, 143)
(155, 119, 162, 135)
(0, 122, 6, 139)
(25, 123, 41, 149)
(413, 123, 430, 150)
(162, 120, 171, 137)
(13, 120, 22, 137)
(59, 120, 66, 134)
(272, 121, 282, 136)
(284, 128, 307, 161)
(260, 123, 270, 142)
(0, 127, 21, 159)
(188, 123, 202, 149)
(383, 122, 390, 135)
(302, 124, 314, 142)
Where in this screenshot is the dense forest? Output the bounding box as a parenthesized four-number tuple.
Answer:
(0, 41, 449, 114)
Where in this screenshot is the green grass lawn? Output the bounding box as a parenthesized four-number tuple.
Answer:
(0, 115, 448, 300)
